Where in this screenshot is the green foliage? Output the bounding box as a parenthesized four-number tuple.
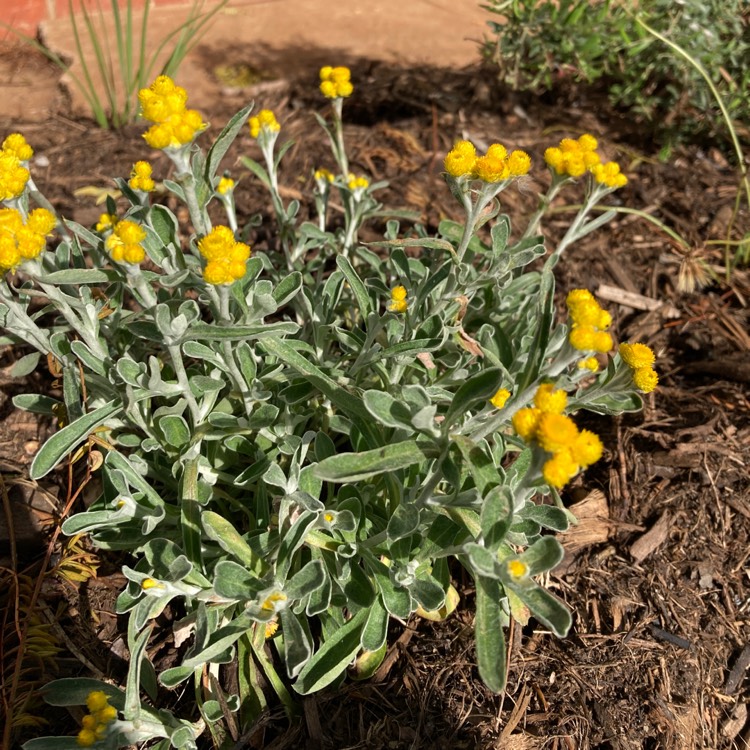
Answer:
(4, 74, 653, 748)
(3, 0, 226, 129)
(482, 0, 750, 149)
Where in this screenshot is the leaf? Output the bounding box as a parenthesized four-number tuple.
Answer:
(13, 393, 60, 416)
(150, 204, 180, 248)
(521, 504, 569, 532)
(273, 272, 303, 307)
(30, 400, 121, 479)
(336, 255, 371, 317)
(480, 485, 513, 551)
(260, 337, 370, 423)
(10, 351, 40, 378)
(213, 560, 263, 600)
(474, 575, 507, 693)
(285, 559, 326, 600)
(361, 597, 389, 652)
(444, 368, 502, 429)
(363, 390, 414, 430)
(35, 269, 120, 285)
(387, 503, 420, 541)
(314, 440, 424, 483)
(453, 435, 502, 495)
(159, 414, 190, 448)
(205, 103, 254, 184)
(184, 321, 299, 342)
(507, 582, 571, 637)
(280, 609, 312, 678)
(40, 677, 124, 707)
(520, 535, 565, 574)
(294, 608, 368, 695)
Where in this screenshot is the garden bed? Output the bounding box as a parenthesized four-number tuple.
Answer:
(1, 43, 749, 750)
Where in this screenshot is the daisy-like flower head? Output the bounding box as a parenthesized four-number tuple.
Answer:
(566, 289, 613, 353)
(249, 109, 281, 139)
(542, 448, 580, 489)
(536, 412, 579, 454)
(319, 66, 353, 98)
(129, 160, 155, 192)
(632, 366, 658, 393)
(444, 139, 477, 178)
(591, 160, 628, 189)
(511, 406, 541, 441)
(618, 342, 655, 369)
(389, 285, 408, 314)
(533, 383, 567, 414)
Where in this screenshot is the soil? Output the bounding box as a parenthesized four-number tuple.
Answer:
(1, 13, 750, 750)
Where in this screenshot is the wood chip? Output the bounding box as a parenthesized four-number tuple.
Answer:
(596, 283, 680, 317)
(721, 701, 747, 740)
(725, 644, 750, 695)
(630, 512, 671, 563)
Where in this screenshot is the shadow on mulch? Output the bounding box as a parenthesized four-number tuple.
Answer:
(2, 52, 750, 750)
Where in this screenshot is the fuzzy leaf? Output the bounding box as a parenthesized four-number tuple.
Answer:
(30, 400, 121, 479)
(314, 440, 425, 483)
(474, 575, 507, 693)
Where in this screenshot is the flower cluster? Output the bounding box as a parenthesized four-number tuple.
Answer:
(444, 140, 531, 181)
(248, 109, 280, 139)
(128, 161, 155, 192)
(566, 289, 613, 353)
(544, 133, 627, 188)
(197, 225, 251, 285)
(513, 383, 603, 488)
(319, 66, 353, 99)
(216, 176, 235, 195)
(619, 342, 658, 393)
(389, 285, 408, 314)
(0, 207, 56, 272)
(76, 690, 118, 747)
(0, 133, 33, 202)
(105, 219, 147, 265)
(138, 75, 206, 150)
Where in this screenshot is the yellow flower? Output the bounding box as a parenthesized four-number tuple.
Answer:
(444, 139, 477, 178)
(569, 325, 596, 351)
(2, 133, 33, 161)
(512, 407, 540, 441)
(265, 620, 279, 639)
(26, 208, 56, 235)
(314, 168, 334, 183)
(570, 429, 603, 467)
(536, 412, 579, 453)
(106, 220, 147, 265)
(592, 331, 613, 353)
(506, 149, 531, 176)
(86, 691, 109, 713)
(0, 207, 53, 271)
(217, 176, 235, 195)
(141, 578, 163, 590)
(261, 591, 287, 612)
(129, 160, 155, 192)
(473, 146, 509, 183)
(542, 449, 579, 489)
(577, 133, 598, 151)
(577, 356, 599, 372)
(533, 383, 567, 414)
(619, 342, 655, 369)
(591, 160, 627, 188)
(96, 213, 117, 232)
(319, 66, 353, 98)
(0, 150, 30, 201)
(139, 75, 205, 149)
(347, 173, 369, 191)
(506, 559, 528, 579)
(632, 366, 658, 393)
(389, 285, 408, 314)
(249, 109, 281, 138)
(490, 388, 510, 409)
(198, 225, 251, 285)
(76, 728, 97, 747)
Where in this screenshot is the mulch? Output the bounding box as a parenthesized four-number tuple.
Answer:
(1, 54, 749, 749)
